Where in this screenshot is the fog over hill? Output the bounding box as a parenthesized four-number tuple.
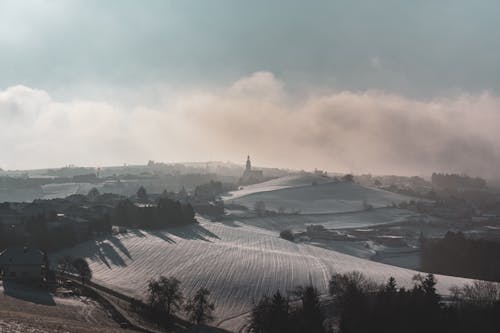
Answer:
(2, 77, 500, 179)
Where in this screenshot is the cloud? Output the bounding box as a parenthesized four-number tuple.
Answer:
(1, 72, 500, 178)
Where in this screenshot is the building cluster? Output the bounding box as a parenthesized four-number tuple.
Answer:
(0, 193, 125, 242)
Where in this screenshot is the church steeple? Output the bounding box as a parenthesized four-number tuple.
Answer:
(246, 155, 252, 171)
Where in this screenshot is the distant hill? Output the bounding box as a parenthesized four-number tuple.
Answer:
(226, 174, 416, 214)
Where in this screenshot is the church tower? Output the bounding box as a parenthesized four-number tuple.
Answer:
(246, 155, 252, 171)
(240, 155, 263, 185)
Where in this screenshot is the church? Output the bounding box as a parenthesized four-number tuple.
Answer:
(239, 156, 264, 185)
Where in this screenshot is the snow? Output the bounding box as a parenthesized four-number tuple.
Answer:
(222, 173, 332, 201)
(52, 175, 470, 331)
(234, 207, 415, 232)
(0, 319, 54, 333)
(0, 282, 127, 333)
(226, 180, 415, 214)
(41, 183, 94, 199)
(55, 219, 471, 331)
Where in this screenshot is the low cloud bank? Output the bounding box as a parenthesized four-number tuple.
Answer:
(1, 72, 500, 178)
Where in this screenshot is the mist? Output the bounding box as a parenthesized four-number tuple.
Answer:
(1, 71, 500, 178)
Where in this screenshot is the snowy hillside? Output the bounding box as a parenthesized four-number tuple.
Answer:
(223, 173, 333, 200)
(226, 178, 415, 214)
(234, 207, 415, 232)
(56, 219, 470, 332)
(0, 283, 130, 333)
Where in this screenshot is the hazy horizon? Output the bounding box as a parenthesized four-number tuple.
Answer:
(2, 1, 500, 178)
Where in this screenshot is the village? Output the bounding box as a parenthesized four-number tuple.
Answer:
(1, 158, 500, 332)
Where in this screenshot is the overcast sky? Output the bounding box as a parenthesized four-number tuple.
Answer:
(1, 0, 500, 177)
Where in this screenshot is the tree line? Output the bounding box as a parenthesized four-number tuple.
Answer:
(110, 197, 195, 229)
(248, 272, 500, 333)
(421, 231, 500, 282)
(137, 275, 215, 328)
(431, 173, 486, 189)
(249, 284, 326, 333)
(0, 191, 196, 253)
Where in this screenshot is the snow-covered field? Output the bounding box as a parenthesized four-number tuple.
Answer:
(0, 282, 130, 333)
(223, 173, 333, 201)
(225, 178, 415, 214)
(41, 182, 95, 199)
(53, 175, 470, 331)
(56, 219, 471, 332)
(233, 207, 416, 232)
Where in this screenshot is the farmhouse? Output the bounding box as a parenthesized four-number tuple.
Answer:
(0, 247, 45, 282)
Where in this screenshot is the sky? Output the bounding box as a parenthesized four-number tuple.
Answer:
(1, 0, 500, 177)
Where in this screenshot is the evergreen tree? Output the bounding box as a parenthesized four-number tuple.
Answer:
(269, 291, 290, 333)
(87, 187, 100, 201)
(249, 296, 272, 333)
(384, 276, 397, 294)
(137, 186, 148, 203)
(296, 285, 325, 333)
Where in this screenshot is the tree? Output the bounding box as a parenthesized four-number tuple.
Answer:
(184, 287, 215, 325)
(269, 291, 290, 332)
(137, 186, 148, 203)
(329, 271, 372, 300)
(384, 276, 397, 294)
(147, 276, 184, 321)
(87, 187, 100, 201)
(254, 201, 266, 216)
(249, 295, 272, 333)
(72, 258, 92, 284)
(342, 174, 354, 182)
(182, 203, 196, 223)
(413, 273, 440, 304)
(453, 280, 500, 305)
(248, 290, 290, 333)
(294, 285, 325, 333)
(57, 255, 74, 275)
(279, 229, 294, 241)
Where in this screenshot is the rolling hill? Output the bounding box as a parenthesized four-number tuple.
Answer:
(55, 219, 470, 332)
(225, 176, 415, 214)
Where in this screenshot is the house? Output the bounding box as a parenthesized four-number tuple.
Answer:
(0, 247, 45, 282)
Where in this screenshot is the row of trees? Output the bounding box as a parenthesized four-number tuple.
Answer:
(431, 173, 486, 189)
(249, 271, 500, 333)
(249, 285, 326, 333)
(421, 231, 500, 282)
(145, 276, 215, 327)
(3, 214, 92, 252)
(111, 197, 196, 229)
(333, 272, 500, 333)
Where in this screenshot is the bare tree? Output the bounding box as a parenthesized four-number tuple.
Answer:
(147, 276, 184, 321)
(184, 288, 215, 325)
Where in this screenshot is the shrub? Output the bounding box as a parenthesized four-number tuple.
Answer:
(279, 229, 294, 241)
